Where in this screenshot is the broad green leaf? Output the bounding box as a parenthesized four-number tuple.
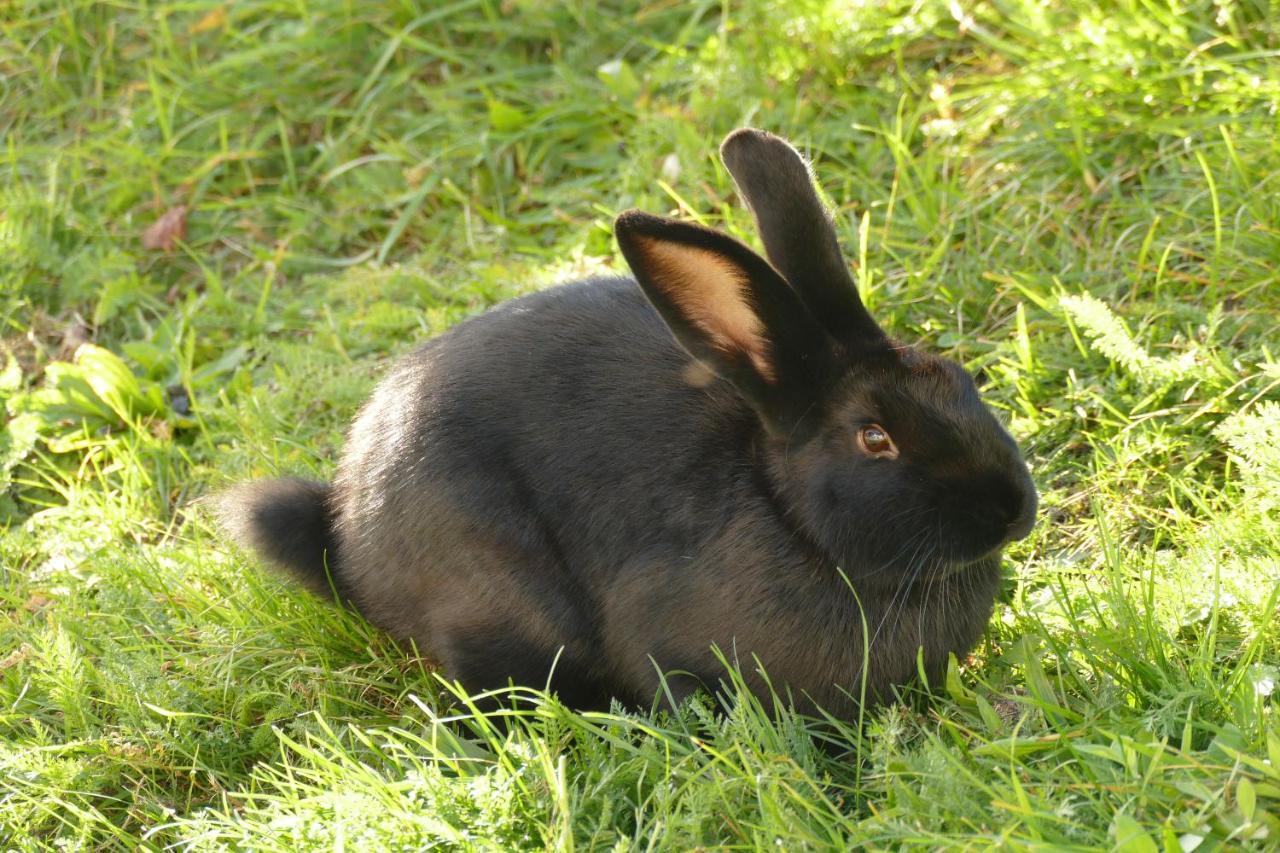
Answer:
(975, 694, 1003, 731)
(1239, 777, 1257, 822)
(487, 99, 528, 133)
(944, 652, 974, 704)
(1113, 813, 1158, 853)
(75, 344, 165, 422)
(0, 352, 21, 396)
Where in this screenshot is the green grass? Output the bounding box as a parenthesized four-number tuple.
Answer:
(2, 0, 1279, 847)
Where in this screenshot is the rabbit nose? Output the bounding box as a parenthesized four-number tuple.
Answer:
(1005, 514, 1034, 541)
(1005, 489, 1038, 542)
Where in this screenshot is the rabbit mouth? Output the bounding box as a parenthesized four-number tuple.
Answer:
(852, 549, 999, 590)
(933, 550, 1002, 580)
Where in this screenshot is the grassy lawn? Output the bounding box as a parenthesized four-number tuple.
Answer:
(3, 0, 1279, 847)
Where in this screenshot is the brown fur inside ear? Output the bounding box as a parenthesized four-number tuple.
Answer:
(631, 236, 776, 382)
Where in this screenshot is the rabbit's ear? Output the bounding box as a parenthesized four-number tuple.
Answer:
(719, 128, 884, 345)
(615, 210, 834, 432)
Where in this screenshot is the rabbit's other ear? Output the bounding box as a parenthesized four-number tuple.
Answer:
(615, 210, 834, 433)
(720, 128, 885, 346)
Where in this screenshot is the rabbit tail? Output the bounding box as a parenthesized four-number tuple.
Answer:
(217, 478, 345, 600)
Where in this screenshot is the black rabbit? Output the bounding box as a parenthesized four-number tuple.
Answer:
(220, 129, 1037, 715)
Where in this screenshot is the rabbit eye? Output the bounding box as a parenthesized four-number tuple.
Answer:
(857, 424, 899, 459)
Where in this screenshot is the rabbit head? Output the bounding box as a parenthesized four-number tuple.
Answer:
(615, 129, 1037, 592)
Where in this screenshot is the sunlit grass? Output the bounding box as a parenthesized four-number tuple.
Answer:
(2, 0, 1278, 848)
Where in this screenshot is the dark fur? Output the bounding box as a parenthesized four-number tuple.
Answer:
(217, 478, 345, 598)
(219, 129, 1037, 716)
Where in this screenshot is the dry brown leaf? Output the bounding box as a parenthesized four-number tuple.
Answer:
(993, 695, 1023, 727)
(190, 6, 228, 34)
(404, 162, 431, 187)
(57, 316, 93, 360)
(0, 644, 33, 671)
(23, 593, 50, 612)
(142, 205, 188, 251)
